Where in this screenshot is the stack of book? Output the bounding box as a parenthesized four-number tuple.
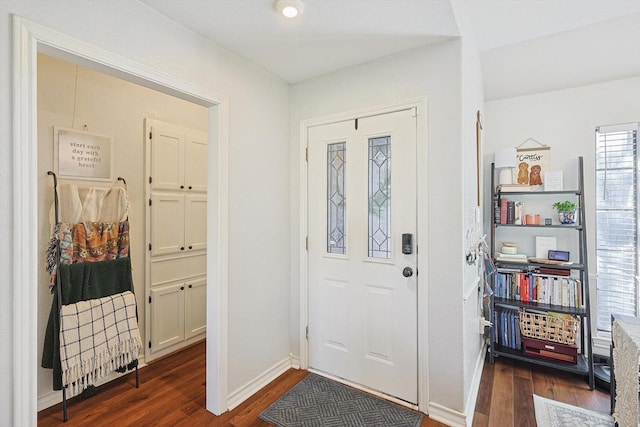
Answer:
(493, 271, 584, 308)
(494, 252, 528, 263)
(492, 308, 521, 350)
(495, 198, 526, 225)
(497, 184, 531, 193)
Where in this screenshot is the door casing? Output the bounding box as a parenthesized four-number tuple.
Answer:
(298, 98, 429, 412)
(12, 16, 229, 424)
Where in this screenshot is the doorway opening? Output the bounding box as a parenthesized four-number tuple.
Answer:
(13, 17, 229, 424)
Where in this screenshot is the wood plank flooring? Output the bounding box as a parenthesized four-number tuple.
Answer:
(38, 342, 610, 426)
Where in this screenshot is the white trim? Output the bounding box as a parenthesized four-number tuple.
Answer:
(290, 353, 301, 369)
(298, 97, 430, 412)
(464, 343, 487, 427)
(226, 357, 294, 410)
(428, 401, 468, 427)
(12, 16, 230, 424)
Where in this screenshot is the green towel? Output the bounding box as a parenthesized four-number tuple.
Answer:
(42, 257, 135, 390)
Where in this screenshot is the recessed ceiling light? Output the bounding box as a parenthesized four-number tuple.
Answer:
(276, 0, 304, 18)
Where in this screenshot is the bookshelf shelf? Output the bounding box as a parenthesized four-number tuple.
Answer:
(489, 156, 594, 389)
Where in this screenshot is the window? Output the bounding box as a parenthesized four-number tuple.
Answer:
(368, 136, 391, 259)
(595, 124, 639, 332)
(327, 142, 346, 254)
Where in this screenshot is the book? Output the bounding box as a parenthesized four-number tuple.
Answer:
(495, 256, 529, 264)
(496, 252, 527, 258)
(507, 201, 515, 224)
(514, 201, 524, 225)
(500, 198, 508, 224)
(498, 184, 531, 193)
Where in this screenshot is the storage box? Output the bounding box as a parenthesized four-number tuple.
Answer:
(523, 337, 578, 364)
(519, 309, 578, 345)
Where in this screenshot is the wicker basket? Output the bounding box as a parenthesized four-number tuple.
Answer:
(519, 309, 579, 345)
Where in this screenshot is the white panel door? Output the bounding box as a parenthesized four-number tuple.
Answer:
(185, 194, 208, 252)
(308, 109, 418, 403)
(185, 277, 207, 339)
(150, 283, 185, 353)
(150, 122, 185, 191)
(184, 132, 208, 192)
(151, 192, 185, 256)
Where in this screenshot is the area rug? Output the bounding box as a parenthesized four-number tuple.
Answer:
(533, 394, 614, 427)
(259, 373, 423, 427)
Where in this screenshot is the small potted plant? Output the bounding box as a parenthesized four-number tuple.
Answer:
(553, 201, 578, 224)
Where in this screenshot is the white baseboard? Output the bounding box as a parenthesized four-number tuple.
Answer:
(227, 356, 294, 410)
(290, 353, 301, 369)
(464, 342, 487, 427)
(428, 402, 467, 427)
(38, 356, 147, 412)
(427, 344, 486, 427)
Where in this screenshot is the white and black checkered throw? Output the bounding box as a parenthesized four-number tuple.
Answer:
(59, 291, 142, 395)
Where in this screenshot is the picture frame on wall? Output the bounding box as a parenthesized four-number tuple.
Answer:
(512, 139, 550, 190)
(54, 127, 113, 181)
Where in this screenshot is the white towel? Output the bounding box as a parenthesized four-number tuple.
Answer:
(59, 291, 142, 395)
(51, 183, 130, 226)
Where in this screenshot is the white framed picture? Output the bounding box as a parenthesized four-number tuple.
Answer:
(54, 127, 113, 181)
(543, 170, 563, 191)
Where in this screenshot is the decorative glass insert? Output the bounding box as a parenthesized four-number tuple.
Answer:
(368, 136, 391, 259)
(327, 142, 346, 254)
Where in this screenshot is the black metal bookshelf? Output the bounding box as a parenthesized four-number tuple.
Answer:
(488, 156, 594, 389)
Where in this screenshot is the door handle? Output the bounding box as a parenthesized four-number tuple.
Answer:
(402, 267, 413, 277)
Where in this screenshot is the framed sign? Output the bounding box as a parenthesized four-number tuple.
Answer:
(512, 139, 550, 189)
(55, 127, 112, 181)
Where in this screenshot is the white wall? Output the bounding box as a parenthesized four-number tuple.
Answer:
(1, 1, 290, 424)
(290, 39, 479, 421)
(484, 75, 640, 354)
(36, 53, 209, 401)
(459, 35, 487, 421)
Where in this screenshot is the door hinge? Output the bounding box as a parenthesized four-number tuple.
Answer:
(149, 176, 152, 184)
(149, 130, 153, 140)
(305, 147, 308, 162)
(149, 243, 152, 251)
(305, 236, 308, 250)
(149, 198, 152, 206)
(149, 295, 152, 304)
(355, 118, 358, 130)
(412, 106, 418, 117)
(305, 326, 309, 340)
(148, 341, 152, 349)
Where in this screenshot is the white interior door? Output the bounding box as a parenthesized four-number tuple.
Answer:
(308, 108, 418, 404)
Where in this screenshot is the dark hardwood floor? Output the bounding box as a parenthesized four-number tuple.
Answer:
(38, 342, 610, 426)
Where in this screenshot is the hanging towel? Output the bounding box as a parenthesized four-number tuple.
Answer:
(46, 221, 130, 291)
(59, 291, 142, 396)
(50, 183, 130, 225)
(42, 257, 134, 390)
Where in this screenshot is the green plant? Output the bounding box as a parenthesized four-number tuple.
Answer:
(553, 201, 578, 212)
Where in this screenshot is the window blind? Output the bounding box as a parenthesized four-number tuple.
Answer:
(595, 124, 638, 332)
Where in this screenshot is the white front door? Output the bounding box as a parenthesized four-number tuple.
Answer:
(308, 108, 418, 404)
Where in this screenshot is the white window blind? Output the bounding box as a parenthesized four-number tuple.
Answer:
(595, 124, 639, 332)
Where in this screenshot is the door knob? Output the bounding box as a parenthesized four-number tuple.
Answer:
(402, 267, 413, 277)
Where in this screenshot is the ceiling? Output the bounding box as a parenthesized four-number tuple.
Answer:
(140, 0, 640, 87)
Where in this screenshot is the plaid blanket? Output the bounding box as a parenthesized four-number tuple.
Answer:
(59, 291, 141, 395)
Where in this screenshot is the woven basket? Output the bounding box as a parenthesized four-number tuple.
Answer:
(519, 309, 578, 345)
